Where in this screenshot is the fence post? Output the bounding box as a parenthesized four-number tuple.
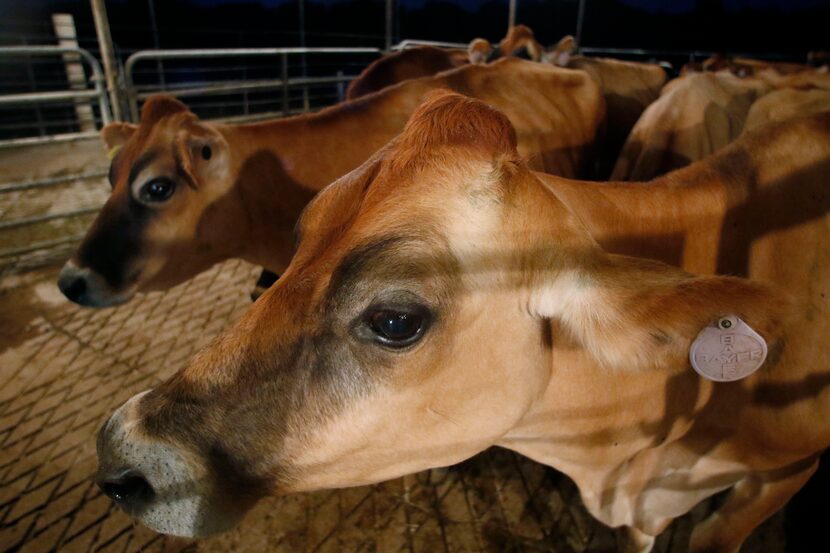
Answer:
(281, 52, 289, 116)
(89, 0, 124, 121)
(576, 0, 587, 51)
(336, 70, 345, 102)
(386, 0, 394, 51)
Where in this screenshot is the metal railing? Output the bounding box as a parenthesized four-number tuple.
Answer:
(123, 47, 382, 122)
(0, 46, 112, 147)
(391, 40, 470, 51)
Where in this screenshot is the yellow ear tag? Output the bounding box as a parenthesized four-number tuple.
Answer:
(107, 144, 123, 161)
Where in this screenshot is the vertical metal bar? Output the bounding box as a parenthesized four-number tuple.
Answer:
(576, 0, 587, 52)
(508, 0, 517, 30)
(336, 70, 344, 103)
(281, 52, 289, 116)
(298, 0, 309, 111)
(147, 0, 166, 89)
(385, 0, 393, 51)
(89, 0, 124, 120)
(20, 36, 46, 137)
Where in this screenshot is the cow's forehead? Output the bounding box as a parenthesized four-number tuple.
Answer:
(110, 113, 193, 183)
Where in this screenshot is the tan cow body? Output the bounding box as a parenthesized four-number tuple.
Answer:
(344, 46, 469, 100)
(743, 87, 830, 134)
(611, 71, 771, 180)
(96, 94, 830, 551)
(564, 56, 667, 177)
(59, 58, 602, 306)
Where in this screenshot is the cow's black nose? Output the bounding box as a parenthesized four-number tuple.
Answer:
(99, 471, 155, 508)
(58, 274, 87, 303)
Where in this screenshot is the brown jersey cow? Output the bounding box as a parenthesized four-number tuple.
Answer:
(96, 93, 830, 552)
(345, 46, 469, 100)
(743, 86, 830, 134)
(59, 59, 602, 307)
(564, 56, 667, 177)
(610, 70, 771, 180)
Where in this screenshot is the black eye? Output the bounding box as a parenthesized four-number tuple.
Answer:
(368, 308, 428, 348)
(139, 177, 175, 202)
(201, 145, 212, 160)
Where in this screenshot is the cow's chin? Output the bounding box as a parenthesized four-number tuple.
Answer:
(133, 494, 249, 538)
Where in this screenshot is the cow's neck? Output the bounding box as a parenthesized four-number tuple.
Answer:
(213, 96, 414, 272)
(538, 166, 733, 275)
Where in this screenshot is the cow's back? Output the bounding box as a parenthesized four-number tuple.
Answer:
(346, 47, 469, 100)
(568, 56, 667, 178)
(610, 71, 770, 181)
(743, 87, 830, 134)
(436, 58, 604, 178)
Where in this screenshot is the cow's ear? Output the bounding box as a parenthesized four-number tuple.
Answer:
(101, 122, 137, 154)
(552, 51, 571, 67)
(468, 38, 492, 65)
(173, 123, 230, 189)
(532, 253, 794, 373)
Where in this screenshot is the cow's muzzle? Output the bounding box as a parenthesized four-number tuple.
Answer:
(96, 391, 245, 537)
(58, 261, 132, 307)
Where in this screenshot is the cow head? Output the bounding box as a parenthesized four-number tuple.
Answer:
(498, 24, 543, 62)
(58, 95, 238, 307)
(95, 91, 792, 537)
(467, 38, 492, 65)
(542, 35, 576, 67)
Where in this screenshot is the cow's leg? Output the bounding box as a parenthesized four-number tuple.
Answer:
(250, 269, 279, 302)
(689, 457, 818, 553)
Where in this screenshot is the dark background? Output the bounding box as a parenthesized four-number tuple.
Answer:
(1, 0, 828, 138)
(2, 0, 829, 56)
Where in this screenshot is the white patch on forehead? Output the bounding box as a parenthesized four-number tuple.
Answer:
(441, 162, 507, 291)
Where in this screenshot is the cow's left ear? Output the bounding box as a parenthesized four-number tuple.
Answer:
(532, 253, 794, 373)
(174, 123, 230, 189)
(101, 122, 137, 153)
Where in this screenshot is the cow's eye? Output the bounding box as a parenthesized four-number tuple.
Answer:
(367, 307, 429, 348)
(139, 178, 175, 203)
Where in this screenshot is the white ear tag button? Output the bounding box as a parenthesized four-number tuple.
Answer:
(689, 316, 768, 382)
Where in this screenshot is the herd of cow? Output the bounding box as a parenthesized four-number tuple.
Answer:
(52, 25, 830, 552)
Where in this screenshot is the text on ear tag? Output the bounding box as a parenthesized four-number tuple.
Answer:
(689, 315, 768, 382)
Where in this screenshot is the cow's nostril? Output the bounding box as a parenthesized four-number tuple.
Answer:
(99, 472, 155, 507)
(58, 275, 87, 303)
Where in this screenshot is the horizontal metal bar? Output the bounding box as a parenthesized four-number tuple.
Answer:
(578, 46, 800, 63)
(129, 47, 380, 60)
(0, 169, 107, 193)
(134, 74, 357, 100)
(0, 44, 112, 129)
(0, 131, 102, 150)
(0, 89, 100, 106)
(0, 234, 85, 259)
(392, 40, 470, 51)
(0, 206, 100, 230)
(126, 47, 381, 79)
